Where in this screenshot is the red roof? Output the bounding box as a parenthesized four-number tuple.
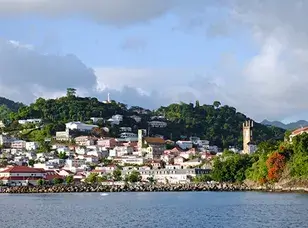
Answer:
(144, 137, 165, 144)
(292, 126, 308, 135)
(0, 166, 44, 174)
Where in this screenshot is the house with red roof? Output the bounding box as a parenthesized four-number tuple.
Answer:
(289, 126, 308, 142)
(0, 166, 45, 186)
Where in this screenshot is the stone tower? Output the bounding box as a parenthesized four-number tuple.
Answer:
(243, 120, 253, 154)
(137, 129, 146, 155)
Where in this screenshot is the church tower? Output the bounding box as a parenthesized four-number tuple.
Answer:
(243, 120, 253, 154)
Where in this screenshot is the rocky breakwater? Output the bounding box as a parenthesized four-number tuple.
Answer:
(0, 183, 251, 194)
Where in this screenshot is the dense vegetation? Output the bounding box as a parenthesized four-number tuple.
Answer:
(0, 88, 285, 149)
(0, 97, 24, 121)
(208, 134, 308, 183)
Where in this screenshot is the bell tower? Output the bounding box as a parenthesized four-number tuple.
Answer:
(243, 120, 253, 154)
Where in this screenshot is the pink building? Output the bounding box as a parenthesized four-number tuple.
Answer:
(97, 138, 117, 148)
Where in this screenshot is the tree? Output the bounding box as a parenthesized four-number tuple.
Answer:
(58, 152, 68, 159)
(127, 170, 141, 183)
(266, 152, 286, 182)
(53, 177, 64, 185)
(147, 176, 156, 184)
(65, 175, 74, 184)
(28, 159, 35, 167)
(213, 101, 221, 109)
(66, 88, 76, 97)
(37, 179, 45, 186)
(85, 173, 99, 184)
(112, 169, 122, 181)
(193, 174, 212, 183)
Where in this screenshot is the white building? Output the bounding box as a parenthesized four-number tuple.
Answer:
(0, 166, 45, 186)
(107, 115, 123, 125)
(113, 156, 145, 166)
(65, 122, 98, 131)
(90, 117, 104, 124)
(120, 132, 137, 138)
(176, 141, 193, 150)
(0, 121, 5, 128)
(148, 121, 167, 128)
(11, 140, 26, 149)
(25, 142, 39, 151)
(244, 143, 257, 154)
(289, 126, 308, 142)
(109, 146, 134, 157)
(65, 159, 86, 170)
(123, 168, 210, 184)
(18, 119, 42, 125)
(55, 129, 71, 141)
(75, 136, 95, 146)
(0, 134, 11, 146)
(120, 127, 132, 132)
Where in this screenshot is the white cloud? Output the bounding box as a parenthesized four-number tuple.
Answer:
(2, 0, 308, 121)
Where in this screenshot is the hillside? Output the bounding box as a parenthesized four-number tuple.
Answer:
(261, 119, 308, 130)
(2, 90, 285, 149)
(0, 97, 24, 121)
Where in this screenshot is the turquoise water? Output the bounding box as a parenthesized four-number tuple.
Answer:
(0, 192, 308, 228)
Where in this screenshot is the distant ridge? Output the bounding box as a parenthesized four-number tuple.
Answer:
(261, 119, 308, 130)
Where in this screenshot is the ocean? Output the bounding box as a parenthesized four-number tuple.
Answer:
(1, 192, 308, 228)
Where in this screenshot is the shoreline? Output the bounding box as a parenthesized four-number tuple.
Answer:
(1, 183, 307, 194)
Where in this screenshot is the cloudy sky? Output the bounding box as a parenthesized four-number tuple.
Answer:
(0, 0, 306, 123)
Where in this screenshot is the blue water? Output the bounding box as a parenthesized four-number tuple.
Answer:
(0, 192, 308, 228)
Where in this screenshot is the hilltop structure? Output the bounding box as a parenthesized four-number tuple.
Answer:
(242, 120, 257, 154)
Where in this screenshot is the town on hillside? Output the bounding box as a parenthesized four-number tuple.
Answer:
(0, 91, 293, 187)
(0, 115, 269, 186)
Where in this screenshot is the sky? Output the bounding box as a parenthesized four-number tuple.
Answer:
(0, 0, 307, 123)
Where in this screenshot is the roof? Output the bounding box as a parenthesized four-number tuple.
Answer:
(0, 166, 44, 173)
(144, 137, 165, 144)
(292, 126, 308, 135)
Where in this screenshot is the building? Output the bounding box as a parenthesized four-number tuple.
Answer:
(25, 142, 39, 151)
(176, 140, 193, 150)
(148, 121, 167, 128)
(0, 166, 45, 186)
(120, 132, 137, 138)
(242, 120, 257, 154)
(11, 140, 26, 149)
(0, 134, 11, 146)
(56, 129, 71, 141)
(109, 146, 134, 157)
(90, 117, 104, 124)
(103, 93, 111, 104)
(97, 138, 117, 148)
(65, 122, 98, 132)
(75, 136, 96, 146)
(289, 126, 308, 142)
(113, 156, 145, 166)
(123, 168, 210, 184)
(120, 127, 132, 132)
(18, 119, 42, 125)
(137, 129, 165, 159)
(0, 121, 5, 128)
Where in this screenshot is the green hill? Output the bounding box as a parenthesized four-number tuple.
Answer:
(4, 89, 285, 149)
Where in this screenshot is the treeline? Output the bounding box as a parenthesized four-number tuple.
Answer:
(0, 88, 285, 149)
(205, 133, 308, 183)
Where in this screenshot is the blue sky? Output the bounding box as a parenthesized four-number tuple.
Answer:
(0, 1, 307, 123)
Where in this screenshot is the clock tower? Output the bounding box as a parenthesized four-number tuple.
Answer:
(243, 120, 253, 154)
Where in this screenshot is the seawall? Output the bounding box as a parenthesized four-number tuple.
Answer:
(0, 183, 307, 194)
